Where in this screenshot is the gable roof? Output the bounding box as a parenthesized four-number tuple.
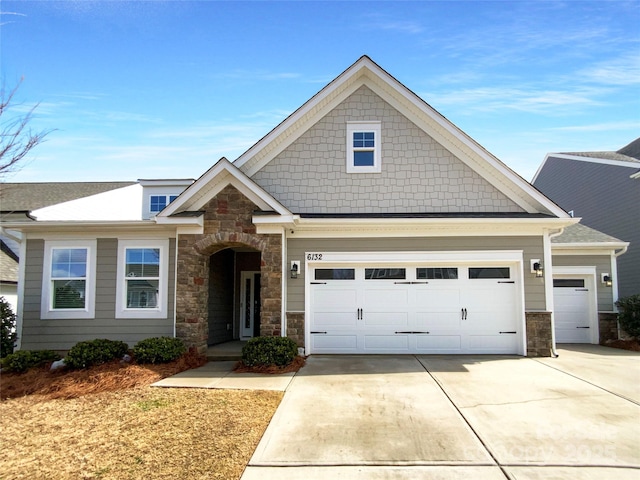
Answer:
(0, 240, 18, 283)
(0, 181, 136, 212)
(233, 56, 568, 218)
(532, 137, 640, 183)
(157, 157, 292, 223)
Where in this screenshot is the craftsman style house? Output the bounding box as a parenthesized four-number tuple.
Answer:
(3, 57, 628, 357)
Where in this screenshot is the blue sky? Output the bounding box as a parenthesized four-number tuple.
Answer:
(1, 0, 639, 183)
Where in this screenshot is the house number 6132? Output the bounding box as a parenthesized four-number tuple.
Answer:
(307, 253, 323, 261)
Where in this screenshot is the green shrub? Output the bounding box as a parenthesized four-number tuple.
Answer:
(133, 337, 186, 364)
(242, 336, 299, 367)
(616, 294, 640, 338)
(1, 350, 61, 373)
(65, 339, 129, 369)
(1, 297, 16, 358)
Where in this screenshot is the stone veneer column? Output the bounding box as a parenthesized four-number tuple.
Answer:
(525, 312, 553, 357)
(175, 185, 282, 355)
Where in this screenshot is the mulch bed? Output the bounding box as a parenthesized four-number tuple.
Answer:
(233, 355, 306, 374)
(0, 349, 207, 401)
(604, 338, 640, 352)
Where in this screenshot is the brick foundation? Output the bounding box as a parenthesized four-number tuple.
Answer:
(526, 311, 553, 357)
(175, 185, 282, 354)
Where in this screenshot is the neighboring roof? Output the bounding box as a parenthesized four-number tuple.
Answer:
(559, 150, 640, 163)
(0, 181, 136, 212)
(551, 223, 625, 245)
(233, 55, 568, 218)
(616, 137, 640, 160)
(0, 240, 19, 283)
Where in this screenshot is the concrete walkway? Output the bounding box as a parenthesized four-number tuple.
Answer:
(243, 346, 640, 480)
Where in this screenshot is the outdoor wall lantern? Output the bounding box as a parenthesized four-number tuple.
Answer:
(530, 259, 543, 278)
(290, 261, 300, 279)
(601, 273, 612, 287)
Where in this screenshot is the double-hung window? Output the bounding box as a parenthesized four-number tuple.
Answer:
(42, 240, 97, 319)
(346, 122, 381, 173)
(149, 195, 179, 214)
(116, 239, 169, 318)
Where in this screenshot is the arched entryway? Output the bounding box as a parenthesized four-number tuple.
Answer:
(208, 246, 261, 345)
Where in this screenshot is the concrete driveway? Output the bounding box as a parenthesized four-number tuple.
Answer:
(242, 346, 640, 480)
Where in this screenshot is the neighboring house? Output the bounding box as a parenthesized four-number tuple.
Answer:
(532, 138, 639, 298)
(1, 57, 629, 357)
(0, 239, 19, 312)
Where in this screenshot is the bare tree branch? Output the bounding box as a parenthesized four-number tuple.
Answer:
(0, 79, 53, 177)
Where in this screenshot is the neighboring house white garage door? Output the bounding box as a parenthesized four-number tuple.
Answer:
(307, 253, 524, 355)
(553, 276, 597, 344)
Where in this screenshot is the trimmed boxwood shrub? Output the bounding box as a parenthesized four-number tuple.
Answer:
(242, 336, 298, 367)
(616, 294, 640, 338)
(65, 339, 129, 370)
(1, 350, 61, 373)
(133, 337, 186, 364)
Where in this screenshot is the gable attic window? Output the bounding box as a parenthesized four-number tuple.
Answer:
(149, 195, 179, 214)
(346, 122, 381, 173)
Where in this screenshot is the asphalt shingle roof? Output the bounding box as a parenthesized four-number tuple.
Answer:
(0, 240, 18, 283)
(0, 182, 136, 212)
(551, 223, 625, 244)
(561, 137, 640, 164)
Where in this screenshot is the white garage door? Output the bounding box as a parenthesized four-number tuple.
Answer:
(309, 263, 521, 354)
(553, 278, 592, 343)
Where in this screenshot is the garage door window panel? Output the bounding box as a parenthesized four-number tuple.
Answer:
(417, 268, 458, 280)
(315, 268, 355, 280)
(364, 268, 406, 280)
(553, 279, 585, 288)
(469, 267, 510, 279)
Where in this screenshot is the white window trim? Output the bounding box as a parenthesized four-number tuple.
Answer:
(346, 121, 381, 173)
(41, 240, 97, 320)
(116, 239, 169, 319)
(149, 194, 179, 214)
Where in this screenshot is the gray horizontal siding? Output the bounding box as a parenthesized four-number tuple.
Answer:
(534, 158, 639, 298)
(20, 237, 176, 351)
(552, 254, 614, 311)
(287, 236, 545, 311)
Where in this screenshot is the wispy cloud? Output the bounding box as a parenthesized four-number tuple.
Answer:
(213, 70, 302, 82)
(550, 120, 640, 132)
(579, 54, 640, 86)
(430, 85, 609, 115)
(0, 10, 26, 26)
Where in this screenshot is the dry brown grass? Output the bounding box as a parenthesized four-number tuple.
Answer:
(0, 387, 282, 480)
(0, 351, 286, 479)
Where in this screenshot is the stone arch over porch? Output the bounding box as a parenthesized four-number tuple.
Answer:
(174, 184, 282, 355)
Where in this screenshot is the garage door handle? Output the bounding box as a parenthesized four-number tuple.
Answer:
(311, 282, 327, 285)
(311, 331, 327, 334)
(498, 281, 515, 284)
(576, 326, 590, 329)
(575, 289, 588, 291)
(461, 308, 467, 320)
(395, 331, 430, 334)
(499, 331, 517, 334)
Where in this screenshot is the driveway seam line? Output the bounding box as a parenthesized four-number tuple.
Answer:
(531, 358, 640, 406)
(414, 355, 511, 480)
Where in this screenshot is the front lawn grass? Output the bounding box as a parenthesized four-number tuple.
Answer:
(0, 386, 282, 479)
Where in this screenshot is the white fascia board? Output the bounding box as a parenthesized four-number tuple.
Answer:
(276, 216, 577, 238)
(551, 242, 629, 256)
(234, 57, 376, 173)
(362, 76, 567, 217)
(5, 221, 176, 239)
(312, 250, 524, 264)
(160, 158, 291, 218)
(154, 215, 203, 227)
(541, 153, 640, 169)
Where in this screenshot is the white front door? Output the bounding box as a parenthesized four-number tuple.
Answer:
(240, 271, 261, 340)
(309, 263, 521, 354)
(553, 278, 593, 343)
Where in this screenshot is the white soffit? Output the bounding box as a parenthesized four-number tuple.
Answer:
(233, 56, 568, 218)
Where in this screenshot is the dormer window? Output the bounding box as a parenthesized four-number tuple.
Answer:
(149, 195, 178, 214)
(346, 122, 381, 173)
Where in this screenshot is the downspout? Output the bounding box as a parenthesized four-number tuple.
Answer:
(173, 232, 179, 338)
(546, 227, 565, 358)
(15, 232, 27, 351)
(281, 226, 287, 337)
(612, 245, 628, 338)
